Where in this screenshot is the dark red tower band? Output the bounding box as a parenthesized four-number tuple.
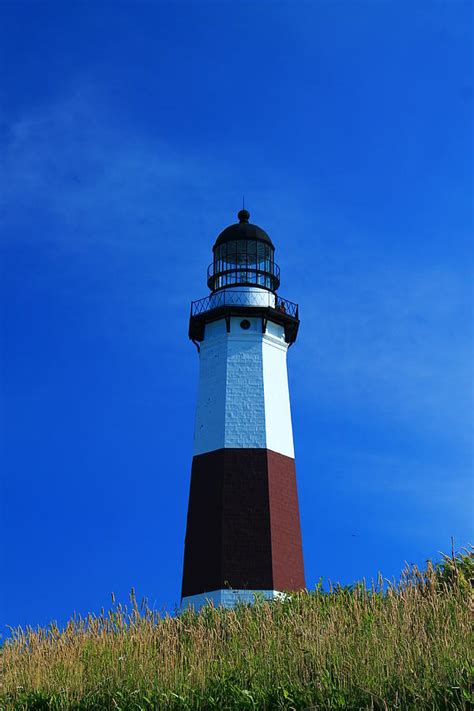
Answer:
(181, 448, 305, 598)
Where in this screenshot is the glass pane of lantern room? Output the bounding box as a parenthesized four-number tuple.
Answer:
(265, 244, 272, 272)
(235, 240, 246, 265)
(215, 242, 229, 269)
(226, 241, 237, 268)
(246, 240, 258, 266)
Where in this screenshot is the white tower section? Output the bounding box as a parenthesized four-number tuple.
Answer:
(194, 310, 294, 459)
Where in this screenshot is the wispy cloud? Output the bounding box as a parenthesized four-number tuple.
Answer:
(1, 89, 215, 250)
(2, 88, 472, 453)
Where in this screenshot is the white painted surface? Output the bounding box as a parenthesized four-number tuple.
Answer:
(225, 328, 266, 448)
(181, 588, 285, 612)
(193, 326, 228, 452)
(193, 316, 294, 458)
(265, 319, 286, 340)
(209, 287, 276, 309)
(262, 328, 295, 458)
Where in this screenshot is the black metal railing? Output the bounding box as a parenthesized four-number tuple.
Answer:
(190, 291, 298, 319)
(207, 261, 280, 292)
(274, 295, 298, 318)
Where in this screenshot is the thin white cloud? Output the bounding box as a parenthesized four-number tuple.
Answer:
(2, 89, 472, 454)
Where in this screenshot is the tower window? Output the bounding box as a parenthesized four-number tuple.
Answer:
(240, 319, 251, 330)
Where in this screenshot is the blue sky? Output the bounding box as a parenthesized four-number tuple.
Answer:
(1, 1, 472, 632)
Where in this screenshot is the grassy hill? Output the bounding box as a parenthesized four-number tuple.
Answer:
(1, 548, 471, 710)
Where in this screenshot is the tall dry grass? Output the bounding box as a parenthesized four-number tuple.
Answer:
(0, 553, 471, 710)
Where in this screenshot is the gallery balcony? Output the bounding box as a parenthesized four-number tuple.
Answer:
(189, 289, 299, 345)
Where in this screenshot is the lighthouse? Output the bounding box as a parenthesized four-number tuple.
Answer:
(181, 209, 305, 610)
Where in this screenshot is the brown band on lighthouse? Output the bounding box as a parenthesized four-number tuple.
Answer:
(267, 448, 305, 592)
(181, 448, 305, 599)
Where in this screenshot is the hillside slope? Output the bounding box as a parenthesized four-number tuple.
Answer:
(1, 550, 471, 710)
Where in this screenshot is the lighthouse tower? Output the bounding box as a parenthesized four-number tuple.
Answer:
(181, 209, 305, 610)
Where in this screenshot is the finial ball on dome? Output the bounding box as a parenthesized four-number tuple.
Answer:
(238, 208, 250, 223)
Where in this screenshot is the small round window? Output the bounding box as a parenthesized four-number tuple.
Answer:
(240, 319, 251, 330)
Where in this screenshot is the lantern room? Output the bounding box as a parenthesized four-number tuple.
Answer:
(207, 209, 280, 292)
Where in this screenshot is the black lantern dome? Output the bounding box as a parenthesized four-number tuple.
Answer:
(207, 210, 280, 292)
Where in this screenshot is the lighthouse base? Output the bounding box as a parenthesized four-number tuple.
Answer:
(181, 588, 285, 612)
